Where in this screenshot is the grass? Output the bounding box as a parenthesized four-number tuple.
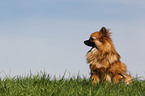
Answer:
(0, 72, 145, 96)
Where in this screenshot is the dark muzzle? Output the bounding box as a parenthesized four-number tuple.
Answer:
(84, 40, 96, 48)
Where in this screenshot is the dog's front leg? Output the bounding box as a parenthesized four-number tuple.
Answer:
(90, 69, 100, 84)
(91, 74, 99, 84)
(90, 65, 100, 84)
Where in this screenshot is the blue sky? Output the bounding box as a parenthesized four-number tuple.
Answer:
(0, 0, 145, 79)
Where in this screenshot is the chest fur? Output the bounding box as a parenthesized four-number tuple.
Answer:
(86, 48, 118, 69)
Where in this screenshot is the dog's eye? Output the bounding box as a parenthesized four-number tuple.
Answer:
(90, 37, 94, 40)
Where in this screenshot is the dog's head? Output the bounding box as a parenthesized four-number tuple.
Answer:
(84, 27, 112, 49)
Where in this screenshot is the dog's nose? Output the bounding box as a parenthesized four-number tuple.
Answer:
(84, 40, 92, 46)
(84, 40, 90, 45)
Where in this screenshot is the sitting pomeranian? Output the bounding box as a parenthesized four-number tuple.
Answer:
(84, 27, 132, 84)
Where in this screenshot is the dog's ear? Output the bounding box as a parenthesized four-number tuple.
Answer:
(99, 27, 112, 42)
(100, 27, 110, 36)
(100, 27, 107, 34)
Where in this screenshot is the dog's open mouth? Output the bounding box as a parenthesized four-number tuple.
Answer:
(84, 40, 98, 52)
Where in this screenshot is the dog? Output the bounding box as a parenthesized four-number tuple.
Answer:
(84, 27, 132, 84)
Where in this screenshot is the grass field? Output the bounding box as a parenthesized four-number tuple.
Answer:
(0, 72, 145, 96)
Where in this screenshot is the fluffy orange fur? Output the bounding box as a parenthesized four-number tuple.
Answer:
(84, 27, 132, 84)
